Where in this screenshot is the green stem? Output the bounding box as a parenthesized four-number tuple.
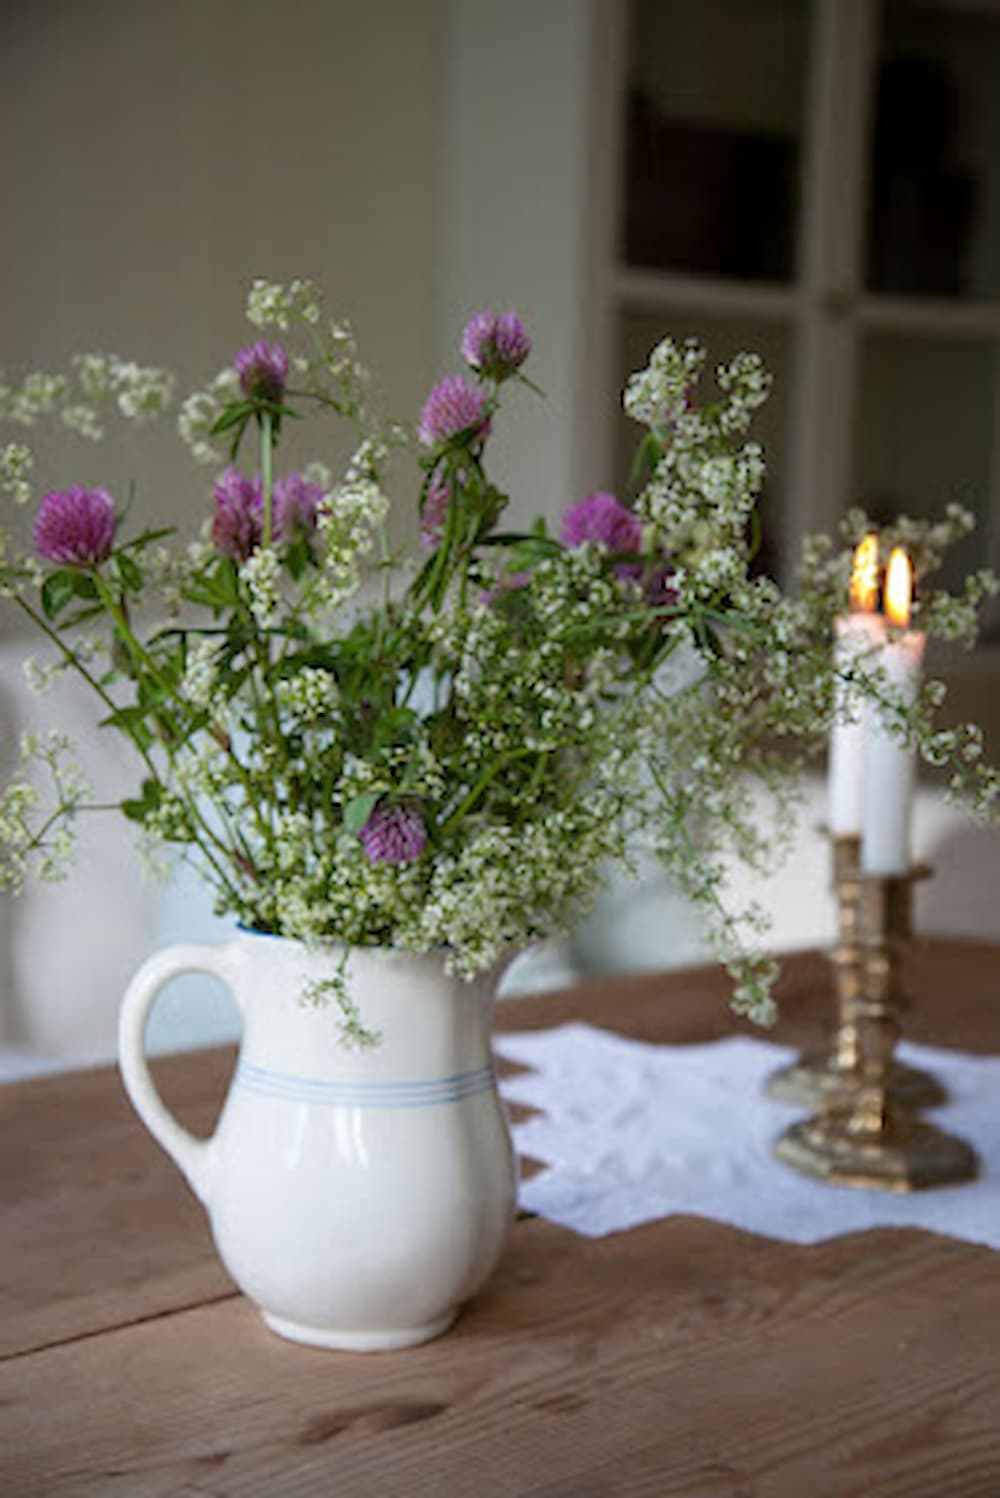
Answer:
(92, 573, 274, 845)
(696, 605, 914, 740)
(17, 592, 251, 896)
(14, 596, 160, 782)
(22, 803, 77, 857)
(286, 385, 358, 427)
(92, 572, 176, 700)
(261, 411, 274, 547)
(440, 746, 537, 834)
(371, 521, 397, 670)
(525, 751, 549, 802)
(88, 576, 265, 879)
(416, 450, 480, 614)
(177, 831, 244, 909)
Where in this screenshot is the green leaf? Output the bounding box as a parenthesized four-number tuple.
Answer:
(74, 573, 99, 600)
(41, 571, 77, 620)
(343, 791, 380, 836)
(181, 579, 219, 610)
(119, 777, 162, 824)
(478, 532, 560, 554)
(114, 552, 144, 593)
(182, 558, 240, 613)
(407, 549, 440, 597)
(515, 371, 546, 398)
(373, 708, 418, 749)
(216, 558, 240, 606)
(100, 702, 154, 731)
(60, 602, 106, 630)
(120, 526, 175, 553)
(210, 401, 254, 436)
(748, 504, 763, 563)
(40, 569, 97, 619)
(276, 645, 339, 677)
(629, 431, 662, 488)
(284, 535, 313, 581)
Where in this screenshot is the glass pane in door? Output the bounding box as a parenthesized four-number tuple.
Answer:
(623, 0, 810, 282)
(855, 331, 997, 609)
(866, 1, 1000, 301)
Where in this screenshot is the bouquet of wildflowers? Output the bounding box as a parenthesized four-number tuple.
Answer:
(1, 279, 996, 1040)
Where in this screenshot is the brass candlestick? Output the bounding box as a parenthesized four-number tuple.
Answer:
(765, 833, 946, 1109)
(774, 865, 978, 1191)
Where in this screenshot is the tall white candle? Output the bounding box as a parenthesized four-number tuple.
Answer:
(861, 550, 925, 875)
(828, 536, 884, 836)
(828, 612, 885, 835)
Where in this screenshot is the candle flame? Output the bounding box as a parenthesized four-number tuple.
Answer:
(849, 534, 880, 613)
(884, 547, 913, 627)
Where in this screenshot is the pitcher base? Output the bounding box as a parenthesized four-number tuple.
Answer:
(261, 1308, 458, 1351)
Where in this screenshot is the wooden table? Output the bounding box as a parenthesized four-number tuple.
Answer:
(2, 940, 1000, 1497)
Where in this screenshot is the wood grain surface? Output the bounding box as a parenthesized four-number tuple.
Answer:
(2, 940, 999, 1497)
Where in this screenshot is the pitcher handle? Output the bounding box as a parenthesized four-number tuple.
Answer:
(118, 942, 241, 1205)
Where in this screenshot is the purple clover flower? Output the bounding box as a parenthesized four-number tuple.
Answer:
(359, 803, 427, 867)
(233, 341, 288, 404)
(417, 376, 490, 449)
(560, 491, 643, 555)
(33, 486, 116, 567)
(560, 491, 645, 584)
(461, 310, 532, 380)
(273, 472, 323, 540)
(212, 469, 323, 559)
(211, 467, 263, 562)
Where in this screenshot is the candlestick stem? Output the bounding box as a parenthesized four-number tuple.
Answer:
(774, 865, 978, 1192)
(765, 835, 945, 1109)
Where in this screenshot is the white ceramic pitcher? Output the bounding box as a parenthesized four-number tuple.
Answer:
(118, 931, 517, 1350)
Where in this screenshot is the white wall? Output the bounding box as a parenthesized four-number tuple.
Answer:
(0, 0, 606, 592)
(436, 0, 599, 528)
(0, 0, 445, 550)
(0, 0, 602, 569)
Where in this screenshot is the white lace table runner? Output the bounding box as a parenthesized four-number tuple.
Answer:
(495, 1024, 1000, 1246)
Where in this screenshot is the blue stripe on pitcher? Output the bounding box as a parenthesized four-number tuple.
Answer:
(234, 1059, 496, 1108)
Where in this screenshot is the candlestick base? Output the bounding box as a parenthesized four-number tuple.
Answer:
(765, 1054, 946, 1109)
(774, 1110, 978, 1192)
